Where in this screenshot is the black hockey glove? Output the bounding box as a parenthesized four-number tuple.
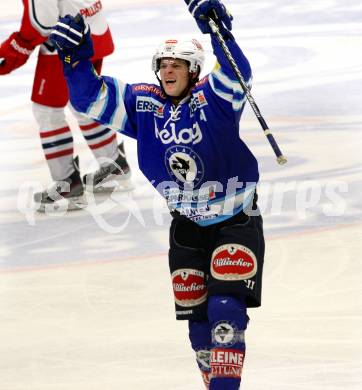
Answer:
(49, 14, 94, 70)
(185, 0, 233, 36)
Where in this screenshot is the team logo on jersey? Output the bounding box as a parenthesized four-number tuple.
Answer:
(211, 244, 257, 281)
(171, 268, 207, 307)
(165, 145, 204, 186)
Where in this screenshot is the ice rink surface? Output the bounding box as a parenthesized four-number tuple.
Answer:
(0, 0, 361, 389)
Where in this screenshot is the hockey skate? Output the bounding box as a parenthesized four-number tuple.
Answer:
(34, 156, 86, 212)
(83, 142, 133, 193)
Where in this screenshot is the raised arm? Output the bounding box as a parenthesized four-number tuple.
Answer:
(49, 15, 100, 110)
(186, 0, 251, 115)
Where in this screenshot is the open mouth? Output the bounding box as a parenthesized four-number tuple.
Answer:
(165, 79, 176, 85)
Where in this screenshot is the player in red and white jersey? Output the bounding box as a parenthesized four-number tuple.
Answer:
(0, 0, 132, 211)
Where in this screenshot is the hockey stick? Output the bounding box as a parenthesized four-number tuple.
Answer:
(208, 18, 287, 165)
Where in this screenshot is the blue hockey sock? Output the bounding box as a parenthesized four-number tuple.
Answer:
(189, 320, 212, 388)
(207, 295, 248, 390)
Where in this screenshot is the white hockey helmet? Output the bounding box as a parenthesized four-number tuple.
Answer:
(151, 38, 205, 74)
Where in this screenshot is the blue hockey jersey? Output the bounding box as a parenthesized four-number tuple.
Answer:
(66, 35, 259, 226)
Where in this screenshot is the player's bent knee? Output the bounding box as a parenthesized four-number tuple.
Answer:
(208, 295, 248, 331)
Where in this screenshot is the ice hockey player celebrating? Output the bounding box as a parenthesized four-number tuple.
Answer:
(49, 0, 265, 388)
(0, 0, 132, 211)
